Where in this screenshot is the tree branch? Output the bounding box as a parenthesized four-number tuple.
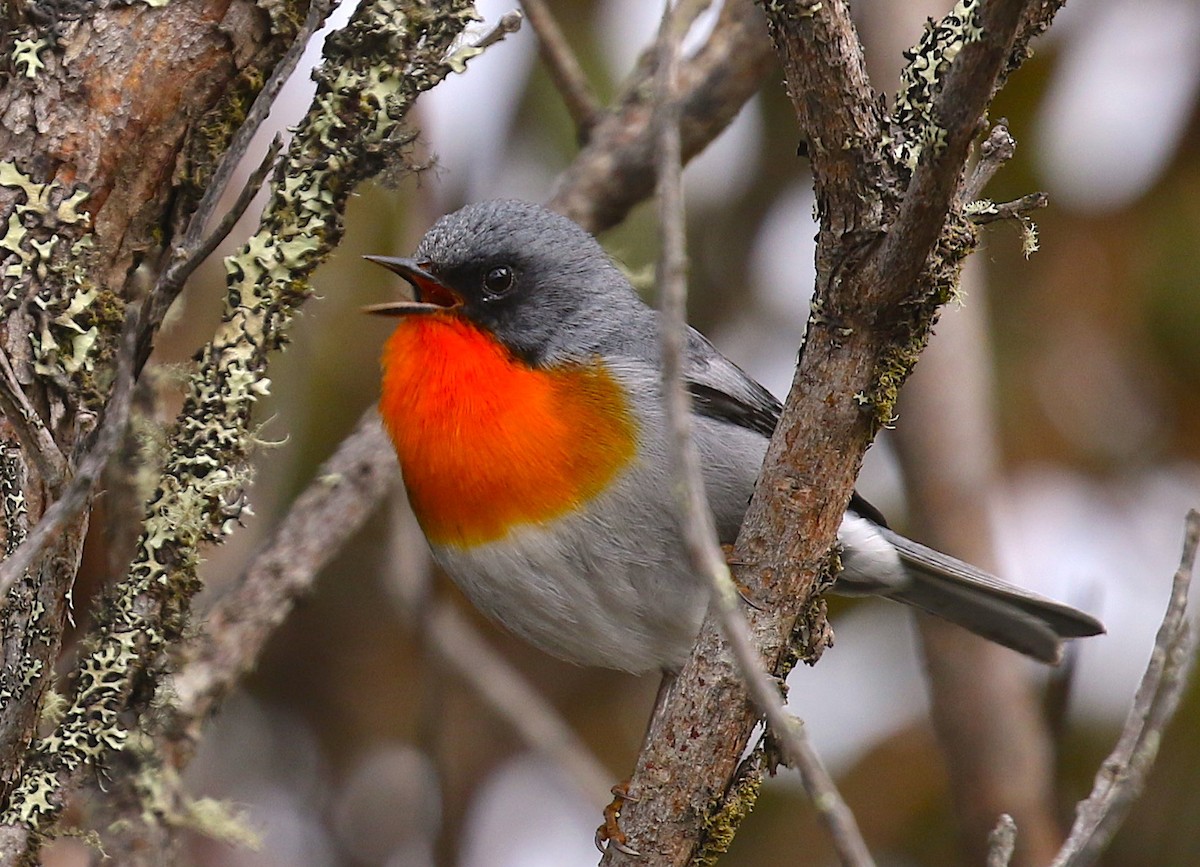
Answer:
(168, 408, 400, 748)
(601, 1, 1067, 862)
(423, 599, 613, 806)
(641, 6, 872, 865)
(1050, 510, 1199, 867)
(0, 2, 483, 857)
(519, 0, 602, 139)
(548, 0, 774, 233)
(0, 0, 314, 825)
(875, 0, 1032, 304)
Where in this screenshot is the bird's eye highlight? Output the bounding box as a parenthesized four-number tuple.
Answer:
(482, 265, 515, 298)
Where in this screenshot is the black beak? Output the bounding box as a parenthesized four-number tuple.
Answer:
(362, 255, 461, 315)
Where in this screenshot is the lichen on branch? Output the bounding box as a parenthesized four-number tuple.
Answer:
(0, 0, 481, 841)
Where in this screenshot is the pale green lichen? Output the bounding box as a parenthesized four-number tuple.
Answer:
(964, 198, 998, 218)
(39, 688, 68, 729)
(0, 159, 103, 384)
(890, 0, 984, 174)
(114, 732, 262, 849)
(1020, 217, 1039, 258)
(12, 37, 48, 78)
(3, 0, 489, 841)
(0, 445, 45, 712)
(693, 750, 765, 867)
(9, 769, 57, 824)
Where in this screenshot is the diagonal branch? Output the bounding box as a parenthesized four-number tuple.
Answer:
(1050, 510, 1199, 867)
(168, 408, 401, 748)
(548, 0, 774, 234)
(641, 6, 872, 865)
(519, 0, 602, 139)
(602, 1, 1069, 863)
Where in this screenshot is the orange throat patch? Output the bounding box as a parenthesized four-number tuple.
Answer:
(379, 314, 638, 548)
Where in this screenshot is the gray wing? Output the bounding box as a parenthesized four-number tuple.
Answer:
(679, 328, 1105, 661)
(684, 330, 782, 439)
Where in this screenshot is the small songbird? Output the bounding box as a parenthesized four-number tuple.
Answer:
(367, 199, 1103, 673)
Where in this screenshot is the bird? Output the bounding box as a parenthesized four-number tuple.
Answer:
(366, 198, 1103, 674)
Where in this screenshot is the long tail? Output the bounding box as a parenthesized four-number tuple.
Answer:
(878, 528, 1105, 664)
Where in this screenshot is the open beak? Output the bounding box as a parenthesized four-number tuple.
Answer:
(362, 255, 461, 316)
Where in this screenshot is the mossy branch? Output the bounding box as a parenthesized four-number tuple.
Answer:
(0, 0, 481, 852)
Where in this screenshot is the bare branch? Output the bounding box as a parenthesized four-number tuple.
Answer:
(548, 0, 774, 234)
(1050, 510, 1200, 867)
(519, 0, 602, 138)
(964, 121, 1017, 201)
(0, 303, 138, 603)
(628, 6, 872, 865)
(169, 409, 400, 743)
(763, 0, 884, 235)
(423, 600, 612, 807)
(603, 2, 1071, 863)
(472, 9, 524, 51)
(137, 136, 285, 370)
(987, 814, 1018, 867)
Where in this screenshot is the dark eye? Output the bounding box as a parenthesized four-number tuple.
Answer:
(482, 265, 515, 298)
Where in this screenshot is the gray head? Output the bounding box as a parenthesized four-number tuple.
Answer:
(365, 200, 641, 364)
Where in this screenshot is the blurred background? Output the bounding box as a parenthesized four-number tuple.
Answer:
(55, 0, 1200, 864)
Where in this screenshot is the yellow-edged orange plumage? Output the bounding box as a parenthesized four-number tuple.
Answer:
(380, 314, 638, 548)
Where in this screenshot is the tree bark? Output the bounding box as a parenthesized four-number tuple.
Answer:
(602, 1, 1062, 862)
(0, 0, 307, 819)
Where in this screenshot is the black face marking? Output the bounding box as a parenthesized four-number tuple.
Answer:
(482, 264, 516, 298)
(411, 200, 635, 366)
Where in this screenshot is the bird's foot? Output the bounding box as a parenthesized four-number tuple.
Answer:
(594, 781, 640, 857)
(722, 545, 765, 610)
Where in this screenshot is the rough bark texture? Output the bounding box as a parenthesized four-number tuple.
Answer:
(602, 1, 1052, 863)
(0, 1, 482, 862)
(0, 0, 306, 821)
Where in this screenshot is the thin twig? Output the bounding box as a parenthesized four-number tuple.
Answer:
(519, 0, 601, 138)
(138, 136, 284, 368)
(966, 192, 1048, 224)
(170, 409, 399, 739)
(646, 7, 873, 866)
(473, 9, 523, 51)
(134, 0, 334, 363)
(0, 304, 139, 604)
(180, 0, 334, 255)
(1049, 510, 1200, 867)
(987, 814, 1018, 867)
(423, 600, 612, 807)
(964, 121, 1017, 201)
(0, 348, 67, 491)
